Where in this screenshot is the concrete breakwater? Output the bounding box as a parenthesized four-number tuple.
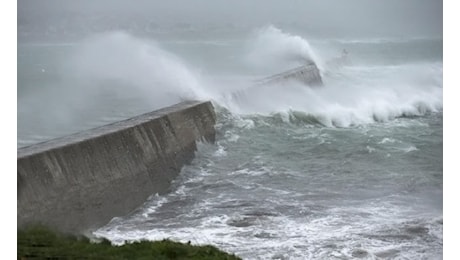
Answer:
(256, 62, 323, 87)
(17, 101, 216, 233)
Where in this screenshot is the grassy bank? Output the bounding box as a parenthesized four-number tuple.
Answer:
(18, 226, 241, 259)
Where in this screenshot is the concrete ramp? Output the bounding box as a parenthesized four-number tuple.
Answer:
(17, 101, 216, 233)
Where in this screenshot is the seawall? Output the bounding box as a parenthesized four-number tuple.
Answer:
(17, 100, 216, 233)
(256, 62, 323, 87)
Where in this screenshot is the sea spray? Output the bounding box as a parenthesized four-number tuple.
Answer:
(19, 31, 216, 147)
(61, 29, 443, 128)
(222, 62, 442, 127)
(64, 31, 210, 109)
(244, 25, 324, 73)
(18, 30, 443, 148)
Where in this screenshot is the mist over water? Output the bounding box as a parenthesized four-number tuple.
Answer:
(18, 1, 442, 259)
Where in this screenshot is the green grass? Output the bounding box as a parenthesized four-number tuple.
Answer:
(18, 226, 241, 259)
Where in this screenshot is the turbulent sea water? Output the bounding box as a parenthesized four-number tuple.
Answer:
(18, 26, 442, 259)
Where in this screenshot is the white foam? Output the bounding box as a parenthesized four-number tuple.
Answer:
(224, 131, 240, 142)
(402, 145, 418, 153)
(95, 195, 442, 259)
(219, 61, 442, 127)
(213, 144, 228, 157)
(378, 137, 398, 144)
(140, 195, 169, 218)
(366, 146, 376, 153)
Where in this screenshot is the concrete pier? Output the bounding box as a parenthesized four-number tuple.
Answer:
(17, 100, 216, 233)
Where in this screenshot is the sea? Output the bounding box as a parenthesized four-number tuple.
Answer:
(18, 25, 443, 259)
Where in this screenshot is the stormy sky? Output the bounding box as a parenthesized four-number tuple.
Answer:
(18, 0, 442, 40)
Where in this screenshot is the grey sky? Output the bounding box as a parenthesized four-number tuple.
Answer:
(18, 0, 442, 39)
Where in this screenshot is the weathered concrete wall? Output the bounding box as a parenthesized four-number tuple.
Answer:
(229, 62, 323, 103)
(256, 62, 323, 87)
(17, 101, 216, 233)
